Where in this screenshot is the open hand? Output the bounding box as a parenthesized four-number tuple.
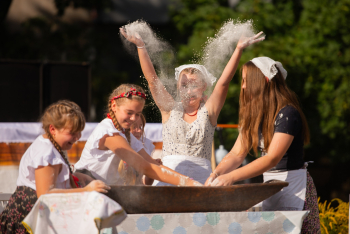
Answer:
(237, 31, 265, 50)
(85, 180, 111, 193)
(119, 27, 145, 47)
(208, 174, 234, 186)
(154, 158, 163, 165)
(204, 173, 217, 186)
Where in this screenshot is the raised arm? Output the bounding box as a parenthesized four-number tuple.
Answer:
(104, 134, 202, 186)
(120, 28, 175, 113)
(208, 132, 294, 186)
(206, 32, 265, 122)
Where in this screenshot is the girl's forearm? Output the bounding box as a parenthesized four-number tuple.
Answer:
(218, 47, 243, 86)
(228, 154, 277, 183)
(137, 48, 175, 111)
(214, 152, 245, 175)
(143, 163, 201, 186)
(137, 47, 158, 84)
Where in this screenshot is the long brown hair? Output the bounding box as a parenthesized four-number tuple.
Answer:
(41, 100, 85, 188)
(107, 84, 146, 185)
(239, 61, 310, 155)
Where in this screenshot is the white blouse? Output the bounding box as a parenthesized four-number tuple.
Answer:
(140, 137, 155, 156)
(74, 118, 144, 185)
(17, 135, 71, 190)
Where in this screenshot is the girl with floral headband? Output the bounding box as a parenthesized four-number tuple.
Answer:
(74, 84, 202, 186)
(205, 57, 320, 233)
(120, 28, 265, 185)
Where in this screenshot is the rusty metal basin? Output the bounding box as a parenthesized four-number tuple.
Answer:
(106, 180, 288, 214)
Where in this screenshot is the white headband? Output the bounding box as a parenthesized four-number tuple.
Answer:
(250, 57, 287, 81)
(175, 64, 217, 86)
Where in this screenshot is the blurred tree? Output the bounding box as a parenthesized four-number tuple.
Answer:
(54, 0, 113, 16)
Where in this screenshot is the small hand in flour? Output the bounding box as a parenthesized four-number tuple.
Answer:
(204, 173, 217, 186)
(208, 174, 234, 186)
(237, 31, 265, 50)
(85, 180, 111, 193)
(154, 158, 163, 165)
(120, 27, 145, 48)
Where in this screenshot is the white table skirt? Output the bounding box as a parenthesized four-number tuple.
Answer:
(0, 122, 163, 143)
(23, 191, 127, 234)
(116, 211, 309, 234)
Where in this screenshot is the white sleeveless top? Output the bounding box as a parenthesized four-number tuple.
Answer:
(17, 135, 71, 190)
(74, 118, 144, 185)
(153, 103, 216, 185)
(162, 102, 216, 161)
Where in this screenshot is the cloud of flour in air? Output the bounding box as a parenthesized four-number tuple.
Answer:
(200, 19, 257, 81)
(121, 19, 259, 102)
(120, 20, 177, 98)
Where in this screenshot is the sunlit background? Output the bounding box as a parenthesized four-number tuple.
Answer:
(0, 0, 349, 206)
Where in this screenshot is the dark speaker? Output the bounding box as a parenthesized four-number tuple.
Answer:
(0, 60, 90, 122)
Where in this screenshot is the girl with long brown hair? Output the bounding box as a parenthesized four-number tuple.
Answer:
(74, 84, 202, 186)
(205, 57, 320, 233)
(0, 100, 110, 233)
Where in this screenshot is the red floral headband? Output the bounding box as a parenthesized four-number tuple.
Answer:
(111, 88, 146, 102)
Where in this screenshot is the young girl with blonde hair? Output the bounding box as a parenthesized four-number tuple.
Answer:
(128, 113, 162, 185)
(130, 113, 155, 156)
(74, 84, 202, 186)
(0, 100, 109, 233)
(205, 57, 320, 233)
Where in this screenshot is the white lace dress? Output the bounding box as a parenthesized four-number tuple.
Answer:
(153, 102, 215, 185)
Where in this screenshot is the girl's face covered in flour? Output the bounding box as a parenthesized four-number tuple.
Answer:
(178, 70, 207, 106)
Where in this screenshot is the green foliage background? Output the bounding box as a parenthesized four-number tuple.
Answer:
(0, 0, 349, 168)
(167, 0, 350, 165)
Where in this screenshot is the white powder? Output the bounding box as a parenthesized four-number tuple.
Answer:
(211, 178, 220, 186)
(201, 19, 257, 81)
(121, 19, 259, 103)
(120, 20, 178, 101)
(193, 181, 203, 187)
(161, 167, 175, 176)
(179, 176, 188, 186)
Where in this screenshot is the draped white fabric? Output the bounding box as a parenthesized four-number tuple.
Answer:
(0, 122, 163, 143)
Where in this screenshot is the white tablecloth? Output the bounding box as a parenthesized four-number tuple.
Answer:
(22, 191, 127, 234)
(117, 211, 309, 234)
(0, 122, 163, 143)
